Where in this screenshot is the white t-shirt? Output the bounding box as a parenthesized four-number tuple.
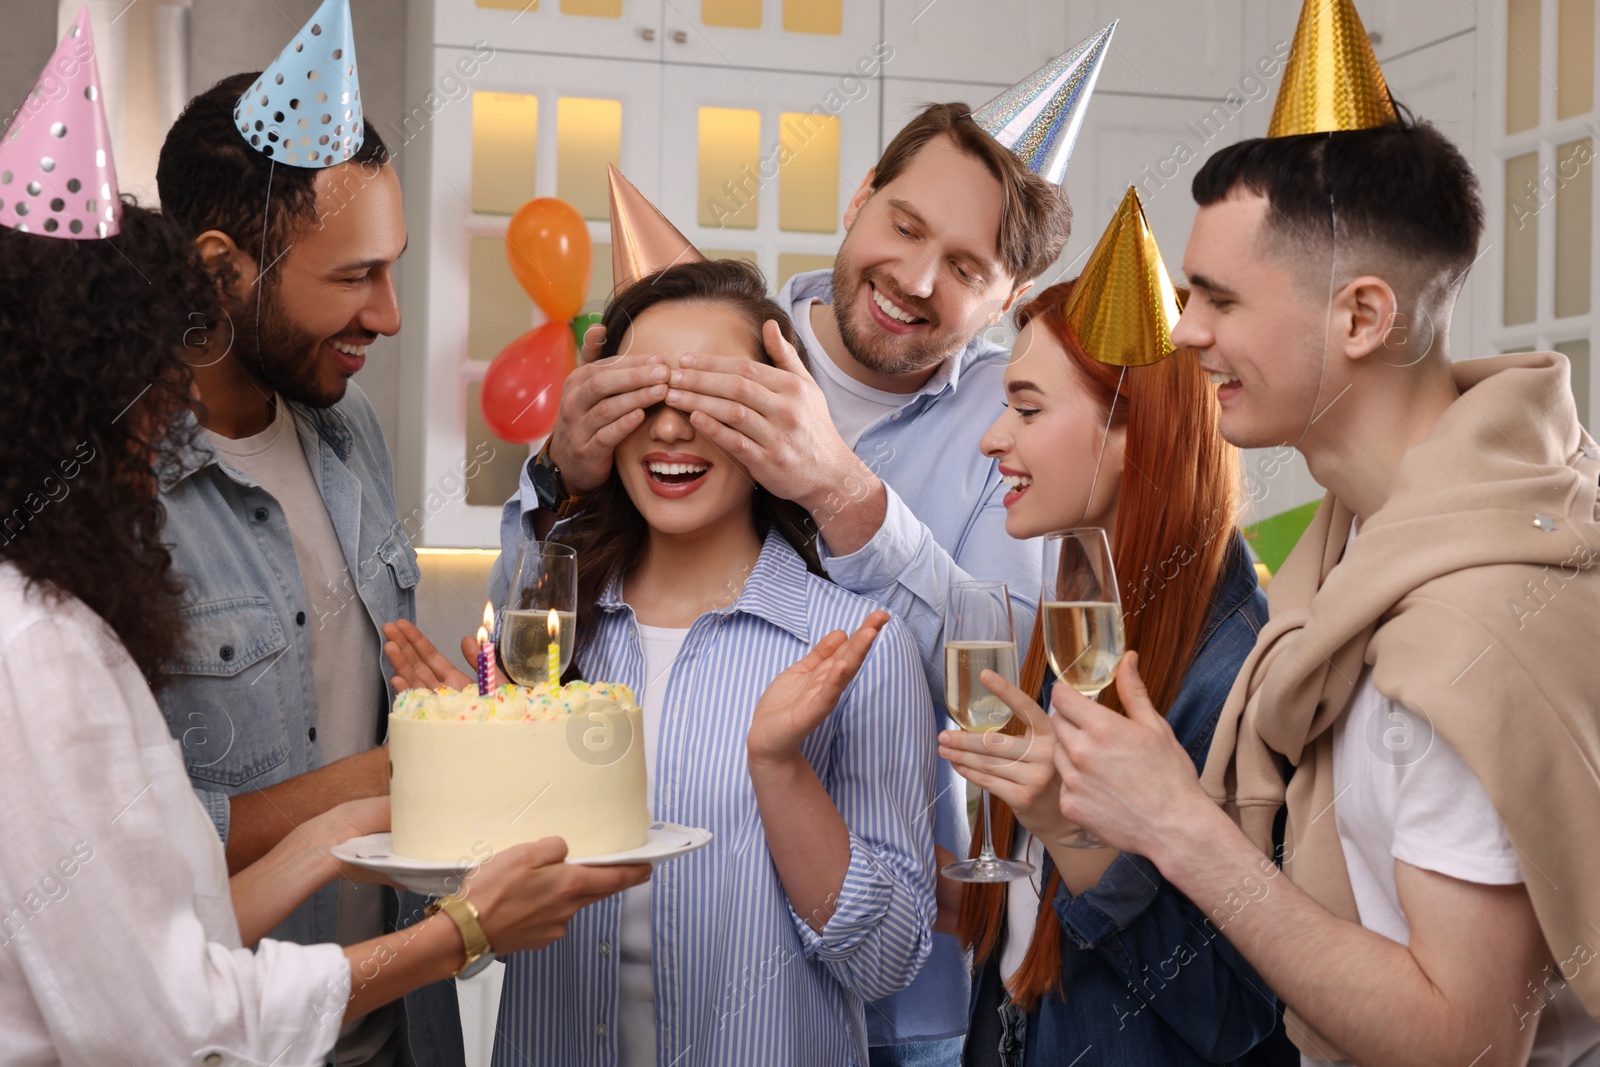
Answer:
(1303, 526, 1600, 1067)
(206, 400, 392, 1065)
(616, 622, 689, 1067)
(793, 297, 912, 449)
(1000, 829, 1048, 984)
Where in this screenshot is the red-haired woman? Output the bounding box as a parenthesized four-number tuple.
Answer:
(942, 281, 1288, 1065)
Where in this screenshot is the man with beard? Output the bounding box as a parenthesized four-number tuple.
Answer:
(151, 60, 463, 1067)
(509, 96, 1081, 1064)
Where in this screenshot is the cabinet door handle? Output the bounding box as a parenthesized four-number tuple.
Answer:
(672, 29, 688, 43)
(639, 26, 657, 40)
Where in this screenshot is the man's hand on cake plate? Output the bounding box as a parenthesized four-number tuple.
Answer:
(383, 620, 472, 692)
(549, 327, 671, 496)
(466, 836, 651, 954)
(747, 610, 889, 768)
(311, 796, 404, 887)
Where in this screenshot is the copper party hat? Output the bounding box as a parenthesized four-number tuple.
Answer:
(608, 164, 703, 290)
(971, 22, 1115, 186)
(1267, 0, 1397, 137)
(1061, 187, 1182, 367)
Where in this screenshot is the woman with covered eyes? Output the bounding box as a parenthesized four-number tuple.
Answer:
(386, 257, 939, 1066)
(939, 241, 1292, 1063)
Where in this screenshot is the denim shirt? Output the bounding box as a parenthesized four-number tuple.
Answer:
(968, 534, 1284, 1067)
(155, 382, 462, 1065)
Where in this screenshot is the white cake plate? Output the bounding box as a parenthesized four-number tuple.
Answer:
(332, 822, 714, 898)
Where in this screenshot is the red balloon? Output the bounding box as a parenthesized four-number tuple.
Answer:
(481, 322, 577, 443)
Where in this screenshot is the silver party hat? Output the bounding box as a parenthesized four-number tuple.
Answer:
(972, 21, 1116, 186)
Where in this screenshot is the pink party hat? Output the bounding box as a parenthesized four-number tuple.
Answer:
(0, 7, 121, 239)
(234, 0, 364, 168)
(972, 22, 1116, 186)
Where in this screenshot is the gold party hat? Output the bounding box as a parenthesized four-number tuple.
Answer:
(1267, 0, 1398, 137)
(608, 164, 703, 290)
(1061, 187, 1182, 367)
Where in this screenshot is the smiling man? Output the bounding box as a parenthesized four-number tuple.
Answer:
(1041, 3, 1600, 1065)
(152, 68, 462, 1067)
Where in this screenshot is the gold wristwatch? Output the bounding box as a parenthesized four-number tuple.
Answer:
(425, 895, 494, 978)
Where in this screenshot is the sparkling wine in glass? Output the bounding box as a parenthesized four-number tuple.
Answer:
(499, 541, 578, 687)
(1043, 528, 1125, 848)
(941, 580, 1034, 884)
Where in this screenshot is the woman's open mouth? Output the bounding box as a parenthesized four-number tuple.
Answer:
(642, 454, 711, 498)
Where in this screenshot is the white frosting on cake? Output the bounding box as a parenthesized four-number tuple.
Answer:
(389, 681, 649, 862)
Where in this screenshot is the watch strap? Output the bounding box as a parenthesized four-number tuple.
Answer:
(427, 895, 492, 977)
(533, 440, 582, 517)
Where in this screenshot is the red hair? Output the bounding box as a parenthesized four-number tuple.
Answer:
(957, 280, 1241, 1010)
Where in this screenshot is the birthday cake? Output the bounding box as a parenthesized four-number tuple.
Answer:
(388, 681, 648, 862)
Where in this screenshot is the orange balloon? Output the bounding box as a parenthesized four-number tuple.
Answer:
(506, 198, 592, 322)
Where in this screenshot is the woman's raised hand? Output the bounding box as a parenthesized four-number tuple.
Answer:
(382, 619, 474, 692)
(938, 671, 1078, 845)
(463, 838, 650, 955)
(747, 610, 890, 767)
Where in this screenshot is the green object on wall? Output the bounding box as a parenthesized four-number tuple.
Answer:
(1243, 499, 1321, 575)
(571, 312, 604, 353)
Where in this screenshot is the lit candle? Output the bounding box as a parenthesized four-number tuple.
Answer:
(477, 602, 497, 696)
(546, 608, 561, 687)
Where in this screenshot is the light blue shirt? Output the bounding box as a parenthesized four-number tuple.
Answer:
(492, 531, 937, 1066)
(784, 269, 1045, 1046)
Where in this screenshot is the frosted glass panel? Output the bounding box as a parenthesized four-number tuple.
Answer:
(703, 0, 761, 28)
(471, 92, 538, 215)
(1559, 0, 1596, 119)
(561, 0, 622, 15)
(779, 112, 839, 233)
(784, 0, 842, 35)
(778, 252, 834, 289)
(699, 107, 761, 230)
(466, 381, 533, 507)
(1504, 152, 1539, 325)
(1556, 138, 1593, 317)
(1507, 0, 1542, 133)
(557, 97, 622, 221)
(469, 236, 535, 363)
(588, 241, 613, 311)
(1554, 339, 1591, 428)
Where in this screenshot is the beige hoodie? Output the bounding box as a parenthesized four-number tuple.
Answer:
(1199, 352, 1600, 1060)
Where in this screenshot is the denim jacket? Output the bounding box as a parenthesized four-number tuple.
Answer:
(155, 383, 462, 1065)
(967, 534, 1287, 1067)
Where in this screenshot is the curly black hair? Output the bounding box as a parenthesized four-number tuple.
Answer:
(157, 71, 392, 269)
(0, 202, 216, 684)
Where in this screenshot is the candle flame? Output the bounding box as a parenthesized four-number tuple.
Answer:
(547, 607, 559, 639)
(482, 601, 495, 632)
(477, 625, 488, 644)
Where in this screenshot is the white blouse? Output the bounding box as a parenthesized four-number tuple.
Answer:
(0, 563, 348, 1066)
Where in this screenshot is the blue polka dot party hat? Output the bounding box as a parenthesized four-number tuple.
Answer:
(233, 0, 364, 168)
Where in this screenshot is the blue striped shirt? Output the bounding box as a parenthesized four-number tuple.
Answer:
(491, 531, 938, 1066)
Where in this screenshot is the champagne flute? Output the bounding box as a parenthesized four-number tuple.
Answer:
(499, 542, 578, 687)
(1042, 528, 1125, 848)
(941, 580, 1034, 883)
